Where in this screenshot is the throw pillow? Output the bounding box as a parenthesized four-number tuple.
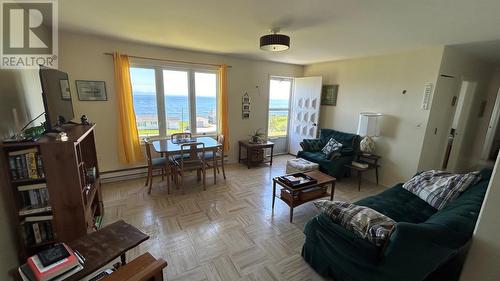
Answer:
(402, 170, 481, 210)
(314, 200, 395, 247)
(321, 138, 342, 157)
(302, 139, 324, 152)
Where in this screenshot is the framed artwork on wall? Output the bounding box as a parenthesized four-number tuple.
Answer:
(59, 79, 71, 100)
(321, 84, 339, 106)
(76, 80, 108, 101)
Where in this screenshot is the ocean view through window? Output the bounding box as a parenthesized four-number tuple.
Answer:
(130, 65, 218, 137)
(268, 78, 292, 137)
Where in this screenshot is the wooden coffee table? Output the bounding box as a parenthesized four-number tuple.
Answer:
(272, 170, 336, 223)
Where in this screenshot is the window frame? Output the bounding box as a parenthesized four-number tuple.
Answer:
(130, 61, 219, 138)
(267, 76, 293, 138)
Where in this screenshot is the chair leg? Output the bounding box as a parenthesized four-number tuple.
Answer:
(161, 168, 165, 181)
(202, 165, 206, 190)
(220, 157, 226, 179)
(144, 167, 150, 187)
(147, 168, 153, 194)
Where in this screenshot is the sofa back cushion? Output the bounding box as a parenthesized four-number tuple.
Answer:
(319, 129, 360, 154)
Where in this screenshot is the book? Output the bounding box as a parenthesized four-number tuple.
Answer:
(18, 183, 47, 192)
(37, 244, 70, 267)
(19, 205, 52, 216)
(19, 262, 83, 281)
(25, 215, 53, 222)
(27, 244, 80, 281)
(32, 223, 42, 244)
(27, 152, 39, 179)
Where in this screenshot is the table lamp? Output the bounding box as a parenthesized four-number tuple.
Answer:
(357, 112, 382, 154)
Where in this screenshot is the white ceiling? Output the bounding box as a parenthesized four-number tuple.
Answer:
(59, 0, 500, 65)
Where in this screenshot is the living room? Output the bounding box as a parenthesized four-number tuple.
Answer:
(1, 1, 500, 281)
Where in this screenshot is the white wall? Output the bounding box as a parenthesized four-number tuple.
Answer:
(58, 31, 303, 172)
(459, 154, 500, 281)
(303, 47, 444, 186)
(418, 47, 494, 171)
(0, 69, 44, 280)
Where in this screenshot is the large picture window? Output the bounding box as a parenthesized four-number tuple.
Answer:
(268, 77, 292, 137)
(130, 65, 218, 137)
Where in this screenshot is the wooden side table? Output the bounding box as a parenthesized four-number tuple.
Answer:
(238, 140, 274, 168)
(344, 154, 381, 191)
(272, 170, 336, 223)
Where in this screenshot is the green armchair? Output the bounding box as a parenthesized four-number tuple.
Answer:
(297, 129, 361, 178)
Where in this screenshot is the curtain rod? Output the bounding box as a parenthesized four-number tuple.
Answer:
(103, 52, 232, 68)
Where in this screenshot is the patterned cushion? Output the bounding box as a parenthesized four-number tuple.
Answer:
(302, 139, 324, 152)
(402, 170, 482, 210)
(314, 200, 396, 246)
(321, 138, 342, 157)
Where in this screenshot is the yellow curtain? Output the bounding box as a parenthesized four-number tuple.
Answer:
(218, 65, 230, 151)
(113, 52, 144, 164)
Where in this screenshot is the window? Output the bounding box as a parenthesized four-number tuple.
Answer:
(130, 65, 218, 137)
(268, 77, 292, 137)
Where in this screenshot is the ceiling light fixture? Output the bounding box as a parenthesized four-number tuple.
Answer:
(259, 28, 290, 52)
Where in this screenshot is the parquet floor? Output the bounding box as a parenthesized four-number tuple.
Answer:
(101, 155, 387, 281)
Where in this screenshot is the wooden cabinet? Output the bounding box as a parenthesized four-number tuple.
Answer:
(0, 124, 103, 261)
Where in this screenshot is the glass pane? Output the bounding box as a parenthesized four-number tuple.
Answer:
(130, 67, 159, 137)
(268, 79, 291, 137)
(163, 70, 190, 135)
(195, 72, 217, 134)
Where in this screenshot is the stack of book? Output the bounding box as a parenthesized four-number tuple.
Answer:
(8, 148, 44, 180)
(18, 183, 51, 216)
(21, 216, 54, 246)
(19, 243, 84, 281)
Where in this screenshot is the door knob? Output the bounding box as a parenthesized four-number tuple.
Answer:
(312, 123, 317, 126)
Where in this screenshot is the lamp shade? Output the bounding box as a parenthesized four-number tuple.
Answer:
(357, 112, 382, 137)
(259, 33, 290, 51)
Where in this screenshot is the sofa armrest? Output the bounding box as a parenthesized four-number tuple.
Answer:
(381, 222, 470, 281)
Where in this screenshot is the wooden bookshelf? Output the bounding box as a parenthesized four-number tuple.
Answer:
(0, 124, 103, 262)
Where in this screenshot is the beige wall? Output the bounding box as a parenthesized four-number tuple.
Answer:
(303, 47, 444, 186)
(58, 31, 303, 172)
(418, 47, 494, 171)
(459, 153, 500, 281)
(0, 69, 43, 280)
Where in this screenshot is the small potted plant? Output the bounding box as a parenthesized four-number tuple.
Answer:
(249, 128, 265, 144)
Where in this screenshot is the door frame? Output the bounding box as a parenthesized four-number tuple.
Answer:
(266, 75, 294, 154)
(481, 88, 500, 160)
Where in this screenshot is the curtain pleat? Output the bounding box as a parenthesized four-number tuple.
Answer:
(218, 65, 230, 151)
(113, 52, 144, 164)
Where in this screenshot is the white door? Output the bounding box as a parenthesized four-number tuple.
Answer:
(481, 88, 500, 160)
(289, 77, 323, 155)
(447, 81, 477, 172)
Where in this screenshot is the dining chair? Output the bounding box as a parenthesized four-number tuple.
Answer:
(173, 142, 207, 192)
(204, 134, 226, 180)
(171, 132, 192, 141)
(144, 138, 173, 194)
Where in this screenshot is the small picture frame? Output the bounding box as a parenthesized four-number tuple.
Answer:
(59, 79, 71, 100)
(76, 80, 108, 101)
(321, 84, 339, 106)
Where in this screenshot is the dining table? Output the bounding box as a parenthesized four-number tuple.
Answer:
(151, 136, 221, 191)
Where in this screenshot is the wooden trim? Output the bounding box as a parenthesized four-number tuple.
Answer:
(104, 52, 232, 68)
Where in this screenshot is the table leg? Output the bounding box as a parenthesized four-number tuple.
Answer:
(358, 171, 362, 191)
(213, 150, 217, 185)
(270, 146, 274, 166)
(330, 182, 335, 201)
(247, 147, 251, 169)
(272, 180, 276, 210)
(375, 166, 379, 185)
(238, 143, 241, 163)
(121, 253, 126, 265)
(289, 207, 294, 223)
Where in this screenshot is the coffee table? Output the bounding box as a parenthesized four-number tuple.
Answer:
(272, 170, 336, 222)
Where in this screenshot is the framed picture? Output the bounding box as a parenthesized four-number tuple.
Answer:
(76, 80, 107, 101)
(321, 84, 339, 106)
(59, 79, 71, 100)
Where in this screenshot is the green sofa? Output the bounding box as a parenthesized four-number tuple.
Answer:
(302, 169, 492, 281)
(297, 129, 361, 178)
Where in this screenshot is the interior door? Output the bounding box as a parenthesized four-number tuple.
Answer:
(289, 77, 323, 155)
(447, 81, 477, 172)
